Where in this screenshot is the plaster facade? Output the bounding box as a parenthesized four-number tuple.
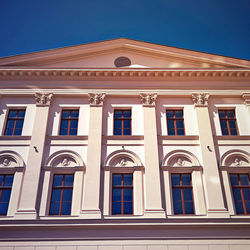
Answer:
(0, 39, 250, 249)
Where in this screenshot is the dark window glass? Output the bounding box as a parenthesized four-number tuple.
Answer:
(166, 110, 185, 136)
(59, 110, 79, 136)
(218, 110, 238, 136)
(4, 109, 26, 136)
(112, 174, 133, 215)
(230, 174, 250, 214)
(171, 174, 194, 215)
(114, 110, 131, 136)
(49, 174, 74, 215)
(0, 175, 14, 215)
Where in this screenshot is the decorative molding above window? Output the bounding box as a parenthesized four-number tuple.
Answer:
(140, 93, 157, 106)
(88, 93, 106, 106)
(220, 150, 250, 167)
(0, 151, 24, 168)
(35, 93, 53, 106)
(191, 93, 210, 107)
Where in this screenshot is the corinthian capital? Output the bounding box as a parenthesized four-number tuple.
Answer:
(192, 93, 210, 107)
(35, 93, 53, 106)
(88, 93, 106, 106)
(140, 93, 157, 106)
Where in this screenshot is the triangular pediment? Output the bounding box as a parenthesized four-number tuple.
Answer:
(0, 38, 249, 69)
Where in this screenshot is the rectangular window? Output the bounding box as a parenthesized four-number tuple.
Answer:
(59, 110, 79, 136)
(0, 175, 14, 215)
(171, 174, 194, 214)
(114, 110, 131, 136)
(49, 174, 74, 215)
(4, 109, 26, 136)
(166, 110, 185, 135)
(230, 174, 250, 214)
(219, 110, 238, 136)
(112, 174, 133, 215)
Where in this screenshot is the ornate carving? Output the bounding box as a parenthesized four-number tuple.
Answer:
(119, 159, 128, 166)
(232, 158, 242, 166)
(61, 158, 70, 166)
(242, 93, 250, 106)
(140, 93, 157, 106)
(35, 93, 53, 106)
(2, 158, 10, 166)
(176, 158, 184, 166)
(192, 93, 210, 107)
(88, 93, 106, 106)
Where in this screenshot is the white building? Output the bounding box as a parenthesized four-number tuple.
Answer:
(0, 38, 250, 249)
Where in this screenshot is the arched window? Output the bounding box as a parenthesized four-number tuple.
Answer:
(103, 150, 144, 216)
(0, 151, 24, 216)
(39, 150, 85, 217)
(162, 150, 206, 216)
(220, 150, 250, 215)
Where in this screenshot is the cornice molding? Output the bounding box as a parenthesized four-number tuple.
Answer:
(0, 68, 250, 79)
(242, 93, 250, 106)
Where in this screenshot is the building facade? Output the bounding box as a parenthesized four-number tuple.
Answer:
(0, 38, 250, 249)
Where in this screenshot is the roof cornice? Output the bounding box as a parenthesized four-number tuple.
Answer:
(0, 68, 250, 79)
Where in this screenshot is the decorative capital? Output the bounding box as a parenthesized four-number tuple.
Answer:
(242, 93, 250, 106)
(35, 93, 53, 106)
(88, 93, 106, 106)
(140, 93, 157, 106)
(192, 93, 210, 107)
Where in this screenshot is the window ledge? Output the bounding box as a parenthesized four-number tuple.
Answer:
(215, 135, 250, 140)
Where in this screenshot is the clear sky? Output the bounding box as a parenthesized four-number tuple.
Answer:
(1, 0, 250, 60)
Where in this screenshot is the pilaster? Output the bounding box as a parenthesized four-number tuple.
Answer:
(81, 93, 105, 218)
(140, 93, 165, 218)
(192, 93, 229, 218)
(242, 93, 250, 115)
(15, 93, 53, 219)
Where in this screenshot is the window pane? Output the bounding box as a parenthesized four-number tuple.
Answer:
(61, 120, 69, 129)
(71, 111, 79, 118)
(168, 129, 175, 135)
(5, 129, 13, 136)
(182, 174, 191, 186)
(243, 189, 250, 201)
(219, 111, 226, 118)
(0, 203, 9, 215)
(123, 129, 131, 135)
(246, 201, 250, 214)
(3, 175, 13, 187)
(113, 174, 122, 186)
(61, 202, 71, 215)
(227, 111, 235, 118)
(62, 111, 70, 118)
(62, 189, 73, 202)
(240, 175, 249, 186)
(124, 174, 133, 186)
(1, 190, 11, 202)
(172, 188, 182, 201)
(9, 111, 17, 118)
(229, 120, 236, 129)
(14, 129, 22, 136)
(230, 129, 238, 135)
(15, 120, 24, 129)
(53, 175, 63, 187)
(230, 175, 239, 186)
(177, 129, 185, 135)
(232, 189, 242, 201)
(112, 202, 121, 215)
(69, 129, 77, 135)
(234, 201, 244, 214)
(114, 111, 122, 118)
(123, 120, 131, 129)
(171, 174, 180, 186)
(18, 110, 25, 118)
(183, 189, 193, 201)
(60, 128, 68, 135)
(124, 189, 133, 201)
(113, 189, 121, 201)
(64, 175, 74, 187)
(167, 120, 175, 129)
(0, 176, 4, 186)
(114, 120, 122, 129)
(51, 189, 62, 202)
(70, 120, 78, 129)
(123, 111, 131, 118)
(49, 202, 60, 215)
(175, 110, 183, 118)
(222, 128, 229, 136)
(184, 202, 194, 214)
(124, 201, 133, 214)
(114, 129, 122, 135)
(173, 201, 183, 214)
(6, 120, 14, 129)
(176, 120, 184, 129)
(166, 111, 174, 118)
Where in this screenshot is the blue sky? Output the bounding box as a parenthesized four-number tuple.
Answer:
(1, 0, 250, 60)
